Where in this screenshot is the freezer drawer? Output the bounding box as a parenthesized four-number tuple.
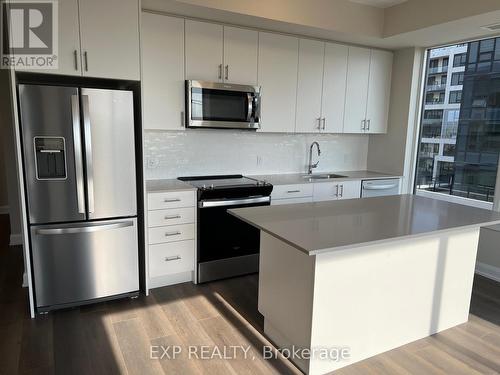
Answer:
(31, 218, 139, 309)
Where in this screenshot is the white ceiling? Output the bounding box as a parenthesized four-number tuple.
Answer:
(349, 0, 408, 8)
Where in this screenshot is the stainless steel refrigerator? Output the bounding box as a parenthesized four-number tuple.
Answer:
(18, 84, 139, 311)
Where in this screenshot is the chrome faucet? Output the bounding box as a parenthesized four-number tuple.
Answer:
(308, 141, 321, 174)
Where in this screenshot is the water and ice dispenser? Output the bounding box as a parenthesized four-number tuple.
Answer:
(34, 137, 67, 180)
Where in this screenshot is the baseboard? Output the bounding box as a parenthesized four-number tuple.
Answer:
(475, 262, 500, 283)
(0, 205, 8, 215)
(9, 233, 23, 246)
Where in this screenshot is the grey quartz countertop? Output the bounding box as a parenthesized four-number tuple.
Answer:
(229, 195, 500, 256)
(248, 170, 401, 185)
(146, 179, 196, 193)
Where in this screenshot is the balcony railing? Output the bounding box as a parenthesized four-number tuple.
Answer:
(425, 99, 445, 105)
(428, 66, 448, 74)
(426, 84, 447, 92)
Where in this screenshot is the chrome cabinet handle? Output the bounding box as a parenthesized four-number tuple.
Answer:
(165, 255, 181, 261)
(83, 51, 88, 71)
(71, 95, 85, 214)
(335, 185, 339, 197)
(340, 184, 344, 197)
(73, 50, 78, 70)
(218, 64, 222, 80)
(225, 65, 229, 80)
(165, 231, 181, 237)
(164, 198, 181, 203)
(287, 190, 301, 193)
(366, 119, 371, 131)
(316, 118, 321, 130)
(361, 120, 366, 130)
(164, 215, 181, 220)
(322, 117, 326, 130)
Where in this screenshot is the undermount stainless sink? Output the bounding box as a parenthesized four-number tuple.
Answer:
(303, 173, 347, 181)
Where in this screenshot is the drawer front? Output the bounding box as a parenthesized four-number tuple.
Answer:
(148, 207, 195, 227)
(148, 224, 195, 244)
(271, 197, 313, 205)
(271, 184, 313, 200)
(148, 191, 195, 210)
(149, 240, 195, 278)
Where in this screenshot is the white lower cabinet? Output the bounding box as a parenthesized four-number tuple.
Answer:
(147, 190, 196, 289)
(312, 180, 362, 202)
(271, 183, 313, 205)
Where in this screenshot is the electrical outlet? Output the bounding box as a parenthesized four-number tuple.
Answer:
(147, 157, 160, 169)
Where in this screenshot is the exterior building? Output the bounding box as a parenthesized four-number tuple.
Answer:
(416, 44, 467, 191)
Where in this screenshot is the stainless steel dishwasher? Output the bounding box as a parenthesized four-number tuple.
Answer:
(361, 179, 401, 198)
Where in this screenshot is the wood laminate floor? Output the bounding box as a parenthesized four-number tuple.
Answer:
(1, 213, 500, 375)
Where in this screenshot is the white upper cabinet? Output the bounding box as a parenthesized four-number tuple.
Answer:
(185, 20, 224, 82)
(18, 0, 81, 75)
(343, 47, 371, 134)
(141, 13, 185, 130)
(366, 50, 393, 133)
(223, 26, 258, 85)
(78, 0, 140, 80)
(258, 32, 299, 133)
(321, 43, 348, 133)
(295, 39, 325, 134)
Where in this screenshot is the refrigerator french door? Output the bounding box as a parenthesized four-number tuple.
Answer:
(18, 84, 139, 311)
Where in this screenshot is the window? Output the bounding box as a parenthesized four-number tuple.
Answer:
(449, 90, 462, 104)
(451, 72, 464, 86)
(429, 59, 439, 68)
(415, 38, 500, 204)
(453, 53, 467, 67)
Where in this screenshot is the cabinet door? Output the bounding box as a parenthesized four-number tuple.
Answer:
(366, 50, 393, 134)
(337, 180, 362, 200)
(258, 32, 299, 133)
(321, 43, 348, 133)
(16, 0, 81, 76)
(185, 20, 223, 82)
(312, 182, 339, 202)
(343, 47, 371, 133)
(223, 26, 258, 85)
(295, 39, 324, 133)
(141, 13, 185, 130)
(79, 0, 140, 80)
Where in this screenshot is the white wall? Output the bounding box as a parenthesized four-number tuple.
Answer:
(367, 47, 424, 194)
(144, 130, 369, 179)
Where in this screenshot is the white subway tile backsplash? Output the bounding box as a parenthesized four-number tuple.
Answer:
(144, 129, 368, 179)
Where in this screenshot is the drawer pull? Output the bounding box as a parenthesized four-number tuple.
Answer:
(165, 231, 181, 237)
(286, 190, 301, 193)
(165, 255, 181, 261)
(164, 198, 181, 203)
(164, 215, 181, 220)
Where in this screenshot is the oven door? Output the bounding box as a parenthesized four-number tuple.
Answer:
(197, 196, 269, 282)
(186, 80, 260, 129)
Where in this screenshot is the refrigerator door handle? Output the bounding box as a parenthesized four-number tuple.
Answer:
(71, 95, 86, 214)
(35, 221, 134, 235)
(82, 95, 95, 215)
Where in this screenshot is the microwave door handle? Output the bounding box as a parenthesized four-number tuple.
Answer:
(82, 95, 95, 215)
(247, 93, 253, 122)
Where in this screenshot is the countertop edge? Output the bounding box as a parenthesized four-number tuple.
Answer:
(229, 209, 500, 257)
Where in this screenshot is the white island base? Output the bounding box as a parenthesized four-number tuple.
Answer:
(258, 229, 480, 374)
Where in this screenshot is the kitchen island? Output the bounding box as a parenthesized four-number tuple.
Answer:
(229, 195, 500, 375)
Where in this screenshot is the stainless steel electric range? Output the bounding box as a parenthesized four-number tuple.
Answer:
(178, 175, 273, 283)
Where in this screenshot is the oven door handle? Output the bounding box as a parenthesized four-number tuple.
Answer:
(199, 196, 270, 208)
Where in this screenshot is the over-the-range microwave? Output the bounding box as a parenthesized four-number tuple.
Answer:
(185, 80, 261, 130)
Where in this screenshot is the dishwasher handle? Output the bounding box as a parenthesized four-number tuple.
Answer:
(362, 183, 399, 191)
